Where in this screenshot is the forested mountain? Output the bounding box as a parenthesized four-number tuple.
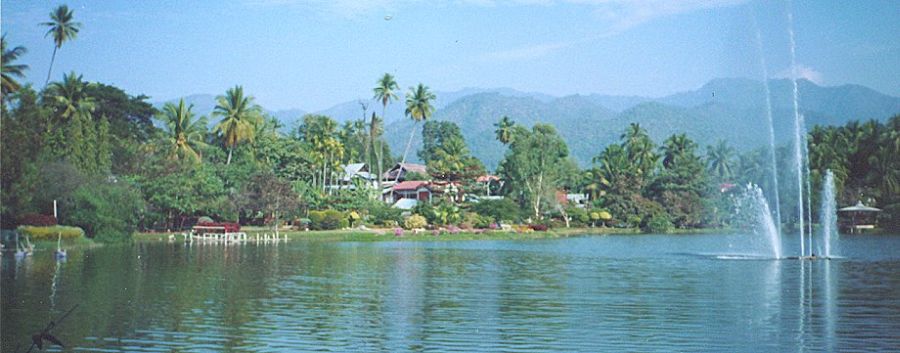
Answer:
(161, 78, 900, 169)
(385, 79, 900, 169)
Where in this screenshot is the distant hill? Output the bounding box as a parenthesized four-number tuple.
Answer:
(157, 78, 900, 170)
(156, 87, 551, 130)
(385, 79, 900, 170)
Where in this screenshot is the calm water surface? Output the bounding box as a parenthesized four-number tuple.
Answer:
(3, 233, 899, 352)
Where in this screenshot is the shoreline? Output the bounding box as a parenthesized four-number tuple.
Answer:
(132, 226, 741, 243)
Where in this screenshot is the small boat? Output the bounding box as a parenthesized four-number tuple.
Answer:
(54, 233, 67, 260)
(14, 233, 33, 259)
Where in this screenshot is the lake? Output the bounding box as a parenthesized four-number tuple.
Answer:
(3, 233, 899, 352)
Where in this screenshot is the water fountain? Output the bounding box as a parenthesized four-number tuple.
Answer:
(746, 0, 819, 260)
(787, 0, 814, 258)
(819, 170, 838, 258)
(750, 185, 783, 259)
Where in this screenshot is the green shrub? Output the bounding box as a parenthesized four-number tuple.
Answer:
(626, 215, 642, 228)
(461, 212, 491, 229)
(642, 212, 673, 233)
(471, 198, 523, 223)
(404, 214, 428, 230)
(309, 210, 347, 230)
(17, 225, 85, 241)
(564, 207, 590, 226)
(367, 202, 403, 226)
(66, 181, 144, 243)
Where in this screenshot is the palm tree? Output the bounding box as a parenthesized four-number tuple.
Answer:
(373, 73, 399, 188)
(660, 133, 696, 169)
(213, 85, 261, 165)
(41, 5, 81, 87)
(158, 99, 208, 163)
(621, 123, 657, 178)
(592, 144, 634, 195)
(1, 34, 28, 100)
(494, 116, 515, 144)
(401, 83, 436, 165)
(46, 72, 95, 122)
(706, 140, 735, 182)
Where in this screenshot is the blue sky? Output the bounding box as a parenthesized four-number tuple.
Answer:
(2, 0, 898, 110)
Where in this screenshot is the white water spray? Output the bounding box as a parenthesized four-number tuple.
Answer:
(801, 114, 814, 254)
(820, 170, 838, 258)
(745, 184, 783, 259)
(754, 21, 783, 231)
(787, 1, 808, 257)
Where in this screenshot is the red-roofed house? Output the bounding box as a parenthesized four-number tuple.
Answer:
(392, 180, 432, 203)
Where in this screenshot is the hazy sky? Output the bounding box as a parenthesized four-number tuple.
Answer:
(2, 0, 898, 110)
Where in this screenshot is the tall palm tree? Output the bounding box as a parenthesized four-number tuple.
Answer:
(706, 140, 735, 182)
(660, 133, 696, 169)
(158, 99, 208, 163)
(41, 5, 81, 87)
(373, 73, 399, 188)
(47, 72, 95, 122)
(1, 34, 28, 100)
(213, 85, 261, 165)
(494, 116, 515, 144)
(401, 83, 436, 166)
(592, 144, 634, 195)
(621, 123, 657, 178)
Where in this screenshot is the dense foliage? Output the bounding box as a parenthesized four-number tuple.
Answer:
(1, 7, 897, 240)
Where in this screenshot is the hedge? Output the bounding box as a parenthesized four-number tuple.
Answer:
(309, 210, 348, 230)
(17, 225, 85, 241)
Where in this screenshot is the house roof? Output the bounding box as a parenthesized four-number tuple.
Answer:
(393, 180, 430, 191)
(383, 163, 428, 179)
(476, 175, 500, 183)
(344, 163, 368, 175)
(340, 163, 376, 181)
(397, 163, 427, 173)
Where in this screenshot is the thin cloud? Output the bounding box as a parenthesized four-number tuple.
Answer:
(777, 64, 824, 84)
(243, 0, 405, 18)
(479, 0, 748, 62)
(481, 41, 572, 61)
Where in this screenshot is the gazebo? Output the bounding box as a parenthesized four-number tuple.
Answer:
(838, 201, 882, 233)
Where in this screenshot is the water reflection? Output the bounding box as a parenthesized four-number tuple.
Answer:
(2, 234, 899, 352)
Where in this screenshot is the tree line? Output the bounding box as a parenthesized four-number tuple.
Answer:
(2, 5, 897, 242)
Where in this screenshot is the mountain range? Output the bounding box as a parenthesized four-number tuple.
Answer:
(155, 78, 900, 169)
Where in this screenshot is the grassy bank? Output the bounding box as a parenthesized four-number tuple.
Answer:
(135, 226, 651, 243)
(8, 236, 99, 250)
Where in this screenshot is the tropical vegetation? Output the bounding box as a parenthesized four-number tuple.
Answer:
(1, 5, 898, 245)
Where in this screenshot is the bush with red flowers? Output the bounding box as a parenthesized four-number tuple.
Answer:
(529, 224, 549, 232)
(18, 213, 58, 227)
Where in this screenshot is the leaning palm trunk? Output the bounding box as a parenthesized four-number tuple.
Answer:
(44, 46, 58, 88)
(226, 145, 234, 165)
(375, 105, 387, 193)
(401, 121, 418, 166)
(395, 120, 419, 194)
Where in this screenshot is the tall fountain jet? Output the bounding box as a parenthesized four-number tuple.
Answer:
(787, 0, 811, 257)
(820, 170, 838, 258)
(753, 17, 783, 234)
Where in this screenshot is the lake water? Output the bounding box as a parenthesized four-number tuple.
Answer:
(3, 233, 899, 352)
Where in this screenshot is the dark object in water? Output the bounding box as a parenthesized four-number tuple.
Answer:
(24, 304, 77, 353)
(31, 331, 64, 350)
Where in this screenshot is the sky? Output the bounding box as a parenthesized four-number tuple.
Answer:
(2, 0, 898, 111)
